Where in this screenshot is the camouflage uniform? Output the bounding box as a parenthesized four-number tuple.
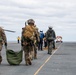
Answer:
(33, 25, 40, 59)
(0, 27, 7, 64)
(46, 26, 56, 54)
(21, 19, 35, 65)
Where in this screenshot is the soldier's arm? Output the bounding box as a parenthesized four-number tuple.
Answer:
(2, 30, 7, 47)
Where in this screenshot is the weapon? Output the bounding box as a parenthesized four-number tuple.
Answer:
(0, 26, 16, 33)
(4, 29, 16, 33)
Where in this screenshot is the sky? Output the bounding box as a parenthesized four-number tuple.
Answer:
(0, 0, 76, 42)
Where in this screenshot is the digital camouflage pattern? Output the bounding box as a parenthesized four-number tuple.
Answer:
(21, 19, 36, 65)
(0, 27, 7, 64)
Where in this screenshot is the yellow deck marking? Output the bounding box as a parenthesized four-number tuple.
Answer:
(34, 44, 62, 75)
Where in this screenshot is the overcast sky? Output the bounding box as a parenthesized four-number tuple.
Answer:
(0, 0, 76, 42)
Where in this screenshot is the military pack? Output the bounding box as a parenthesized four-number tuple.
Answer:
(46, 30, 54, 41)
(23, 25, 35, 40)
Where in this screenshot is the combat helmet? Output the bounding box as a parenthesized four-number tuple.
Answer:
(27, 19, 35, 24)
(48, 26, 53, 29)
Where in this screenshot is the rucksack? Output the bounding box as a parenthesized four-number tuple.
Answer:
(23, 25, 35, 40)
(46, 30, 54, 41)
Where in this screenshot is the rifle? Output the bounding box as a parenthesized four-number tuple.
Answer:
(4, 29, 15, 33)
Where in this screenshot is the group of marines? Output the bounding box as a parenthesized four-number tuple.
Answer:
(0, 19, 56, 65)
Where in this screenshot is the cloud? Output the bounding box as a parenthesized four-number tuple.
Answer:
(0, 0, 76, 41)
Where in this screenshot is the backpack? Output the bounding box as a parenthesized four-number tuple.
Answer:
(23, 25, 35, 40)
(46, 30, 54, 41)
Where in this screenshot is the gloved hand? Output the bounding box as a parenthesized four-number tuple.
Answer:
(5, 42, 7, 50)
(5, 42, 7, 46)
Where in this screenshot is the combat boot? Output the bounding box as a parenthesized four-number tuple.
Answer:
(25, 56, 32, 66)
(53, 47, 57, 50)
(34, 53, 37, 59)
(26, 60, 29, 66)
(25, 58, 30, 66)
(28, 59, 32, 65)
(47, 51, 52, 55)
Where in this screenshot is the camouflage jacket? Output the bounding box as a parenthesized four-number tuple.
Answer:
(0, 27, 7, 43)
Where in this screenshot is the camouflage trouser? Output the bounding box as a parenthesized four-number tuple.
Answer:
(34, 44, 37, 59)
(47, 41, 53, 54)
(29, 43, 37, 60)
(23, 45, 32, 65)
(0, 42, 3, 64)
(0, 43, 3, 56)
(29, 45, 34, 60)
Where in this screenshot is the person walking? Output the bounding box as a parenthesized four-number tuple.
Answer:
(0, 27, 7, 64)
(46, 26, 56, 54)
(38, 31, 44, 51)
(17, 36, 20, 43)
(43, 33, 47, 48)
(21, 19, 36, 66)
(33, 25, 39, 59)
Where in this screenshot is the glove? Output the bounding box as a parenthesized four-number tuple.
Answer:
(5, 42, 7, 46)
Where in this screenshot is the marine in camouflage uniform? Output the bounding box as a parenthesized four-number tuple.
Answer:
(46, 26, 56, 55)
(21, 19, 36, 65)
(0, 27, 7, 64)
(33, 25, 39, 59)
